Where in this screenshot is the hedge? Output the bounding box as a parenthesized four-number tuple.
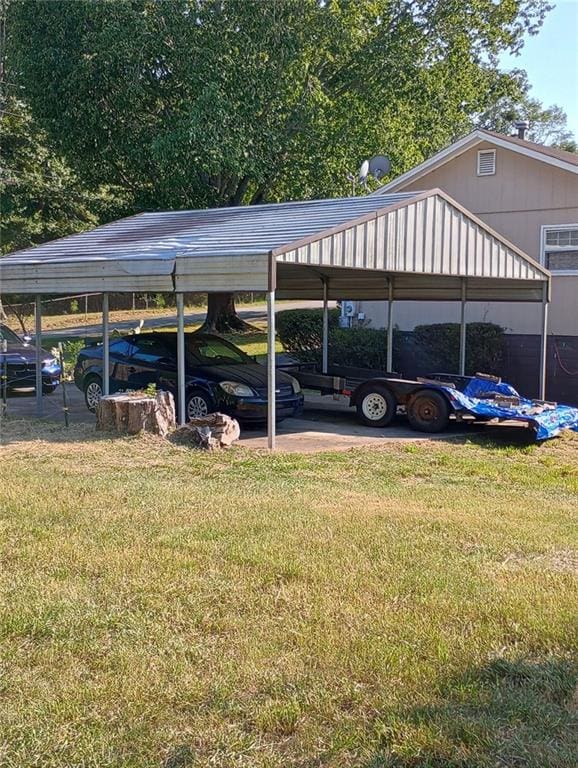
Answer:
(277, 309, 505, 375)
(276, 308, 401, 370)
(412, 322, 505, 375)
(276, 308, 340, 363)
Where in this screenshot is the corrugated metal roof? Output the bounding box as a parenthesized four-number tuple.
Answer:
(0, 190, 549, 301)
(275, 190, 548, 283)
(2, 193, 417, 262)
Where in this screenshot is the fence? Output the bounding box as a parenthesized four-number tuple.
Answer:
(501, 335, 578, 405)
(390, 332, 578, 405)
(1, 291, 266, 330)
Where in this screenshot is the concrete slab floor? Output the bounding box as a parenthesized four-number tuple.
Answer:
(1, 385, 529, 452)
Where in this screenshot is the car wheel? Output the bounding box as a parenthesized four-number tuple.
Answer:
(356, 384, 397, 427)
(84, 375, 103, 412)
(185, 389, 214, 421)
(407, 390, 450, 433)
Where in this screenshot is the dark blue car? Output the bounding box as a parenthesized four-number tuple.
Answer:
(0, 323, 61, 394)
(74, 332, 303, 423)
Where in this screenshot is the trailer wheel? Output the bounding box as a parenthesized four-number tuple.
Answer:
(407, 390, 450, 433)
(356, 384, 397, 428)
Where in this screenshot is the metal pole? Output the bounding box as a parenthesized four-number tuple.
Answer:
(1, 338, 7, 421)
(267, 290, 276, 451)
(386, 279, 394, 372)
(459, 279, 467, 376)
(176, 292, 186, 425)
(102, 293, 110, 396)
(35, 295, 43, 417)
(322, 278, 329, 374)
(539, 283, 549, 400)
(58, 342, 69, 428)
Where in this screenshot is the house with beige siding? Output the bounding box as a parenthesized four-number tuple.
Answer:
(361, 128, 578, 339)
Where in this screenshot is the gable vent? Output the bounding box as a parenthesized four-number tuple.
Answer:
(477, 149, 496, 176)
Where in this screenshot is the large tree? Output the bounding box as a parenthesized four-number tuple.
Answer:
(0, 99, 105, 255)
(0, 1, 108, 318)
(476, 69, 577, 151)
(6, 0, 552, 330)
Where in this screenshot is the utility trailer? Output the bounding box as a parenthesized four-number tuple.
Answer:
(280, 363, 578, 440)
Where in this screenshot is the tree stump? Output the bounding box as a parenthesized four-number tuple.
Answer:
(171, 412, 240, 450)
(96, 391, 175, 436)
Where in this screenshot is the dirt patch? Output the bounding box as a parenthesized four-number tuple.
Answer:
(499, 549, 578, 574)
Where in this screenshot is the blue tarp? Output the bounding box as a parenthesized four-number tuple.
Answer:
(436, 377, 578, 441)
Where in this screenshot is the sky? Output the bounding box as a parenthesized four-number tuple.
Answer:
(499, 0, 578, 139)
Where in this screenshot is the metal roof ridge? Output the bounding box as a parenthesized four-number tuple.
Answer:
(135, 191, 419, 217)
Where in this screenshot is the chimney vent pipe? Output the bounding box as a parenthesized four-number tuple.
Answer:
(515, 120, 529, 140)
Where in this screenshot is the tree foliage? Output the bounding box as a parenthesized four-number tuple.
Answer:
(7, 0, 554, 211)
(0, 99, 103, 255)
(476, 69, 577, 151)
(3, 0, 561, 328)
(0, 0, 123, 256)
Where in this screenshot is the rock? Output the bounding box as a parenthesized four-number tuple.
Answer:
(171, 412, 240, 450)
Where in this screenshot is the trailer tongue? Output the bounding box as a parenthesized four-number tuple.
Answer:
(281, 363, 578, 441)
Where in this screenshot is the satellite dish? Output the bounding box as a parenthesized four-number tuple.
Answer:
(368, 155, 391, 180)
(358, 159, 370, 183)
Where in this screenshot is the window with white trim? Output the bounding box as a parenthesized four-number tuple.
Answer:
(542, 225, 578, 273)
(477, 149, 496, 176)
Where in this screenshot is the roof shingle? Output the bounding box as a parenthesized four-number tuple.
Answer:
(479, 129, 578, 167)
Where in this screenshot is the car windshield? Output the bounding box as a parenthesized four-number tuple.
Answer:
(0, 324, 23, 344)
(186, 337, 252, 366)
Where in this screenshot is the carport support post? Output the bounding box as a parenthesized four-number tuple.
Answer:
(102, 293, 110, 396)
(34, 295, 43, 417)
(176, 292, 186, 425)
(539, 283, 549, 400)
(267, 290, 276, 451)
(459, 279, 467, 376)
(386, 279, 394, 372)
(322, 278, 329, 374)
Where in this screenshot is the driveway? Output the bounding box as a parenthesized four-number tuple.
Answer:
(3, 384, 504, 452)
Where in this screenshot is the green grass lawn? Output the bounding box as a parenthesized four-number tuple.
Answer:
(0, 424, 577, 767)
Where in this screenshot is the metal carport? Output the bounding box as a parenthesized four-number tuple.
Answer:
(0, 188, 551, 449)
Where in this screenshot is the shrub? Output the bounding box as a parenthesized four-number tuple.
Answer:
(328, 326, 395, 370)
(50, 339, 84, 381)
(278, 309, 505, 376)
(277, 308, 397, 370)
(276, 308, 340, 362)
(412, 322, 505, 375)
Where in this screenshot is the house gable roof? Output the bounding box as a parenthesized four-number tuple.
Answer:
(372, 129, 578, 195)
(480, 130, 578, 167)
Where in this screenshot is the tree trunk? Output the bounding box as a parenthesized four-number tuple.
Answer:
(96, 391, 175, 436)
(199, 292, 256, 334)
